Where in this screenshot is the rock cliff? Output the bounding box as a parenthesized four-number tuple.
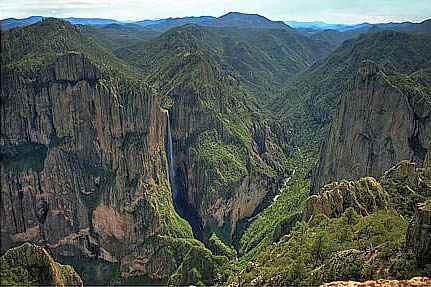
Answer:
(311, 59, 431, 193)
(1, 19, 221, 284)
(0, 242, 82, 286)
(121, 25, 289, 242)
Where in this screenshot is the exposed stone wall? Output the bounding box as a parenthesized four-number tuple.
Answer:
(311, 60, 431, 193)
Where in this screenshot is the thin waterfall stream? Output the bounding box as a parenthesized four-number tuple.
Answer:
(166, 111, 178, 200)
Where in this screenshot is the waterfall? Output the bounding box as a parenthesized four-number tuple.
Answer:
(166, 112, 177, 199)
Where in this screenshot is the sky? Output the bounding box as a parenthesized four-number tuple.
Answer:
(1, 0, 430, 24)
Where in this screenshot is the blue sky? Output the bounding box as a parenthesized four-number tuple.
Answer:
(1, 0, 430, 24)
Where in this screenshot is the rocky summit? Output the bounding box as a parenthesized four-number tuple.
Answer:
(1, 10, 431, 287)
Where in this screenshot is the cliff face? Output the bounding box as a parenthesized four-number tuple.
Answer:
(0, 19, 203, 284)
(169, 54, 283, 241)
(1, 52, 176, 254)
(124, 25, 288, 242)
(311, 60, 431, 193)
(0, 242, 82, 286)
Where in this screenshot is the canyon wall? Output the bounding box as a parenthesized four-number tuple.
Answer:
(311, 60, 431, 193)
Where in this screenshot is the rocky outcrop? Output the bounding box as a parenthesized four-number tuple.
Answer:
(303, 177, 389, 222)
(320, 277, 431, 287)
(118, 235, 229, 286)
(311, 59, 431, 193)
(406, 200, 431, 266)
(0, 242, 82, 286)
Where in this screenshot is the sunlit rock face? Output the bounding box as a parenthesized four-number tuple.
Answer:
(0, 19, 196, 283)
(320, 277, 431, 287)
(311, 59, 431, 194)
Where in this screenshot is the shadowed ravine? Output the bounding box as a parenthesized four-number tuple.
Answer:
(166, 112, 202, 240)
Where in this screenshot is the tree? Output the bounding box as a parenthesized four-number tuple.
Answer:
(311, 231, 330, 265)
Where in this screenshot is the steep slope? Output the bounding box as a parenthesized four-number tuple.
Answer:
(270, 30, 431, 156)
(1, 243, 82, 286)
(229, 160, 431, 286)
(82, 23, 162, 52)
(0, 18, 227, 285)
(227, 29, 431, 286)
(116, 24, 292, 243)
(311, 59, 431, 193)
(406, 200, 431, 267)
(116, 24, 333, 100)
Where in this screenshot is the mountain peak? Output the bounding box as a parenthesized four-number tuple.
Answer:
(219, 12, 264, 18)
(214, 11, 291, 29)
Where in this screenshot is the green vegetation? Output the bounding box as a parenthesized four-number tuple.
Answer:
(237, 149, 314, 261)
(229, 209, 412, 286)
(382, 163, 431, 218)
(1, 18, 141, 80)
(228, 163, 431, 286)
(58, 257, 119, 285)
(115, 24, 333, 101)
(2, 17, 431, 287)
(0, 263, 34, 286)
(208, 233, 237, 259)
(131, 235, 230, 286)
(270, 30, 431, 151)
(1, 243, 82, 286)
(190, 129, 248, 194)
(168, 245, 229, 286)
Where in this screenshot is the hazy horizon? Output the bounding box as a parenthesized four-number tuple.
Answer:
(1, 0, 430, 25)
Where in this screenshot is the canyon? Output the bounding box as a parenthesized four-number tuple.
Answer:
(1, 14, 431, 286)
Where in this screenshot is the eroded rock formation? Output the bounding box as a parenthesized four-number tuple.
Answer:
(303, 177, 389, 222)
(311, 59, 431, 193)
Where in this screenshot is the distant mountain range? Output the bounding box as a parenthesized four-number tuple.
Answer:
(285, 20, 371, 31)
(1, 13, 429, 33)
(0, 16, 120, 30)
(0, 13, 290, 31)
